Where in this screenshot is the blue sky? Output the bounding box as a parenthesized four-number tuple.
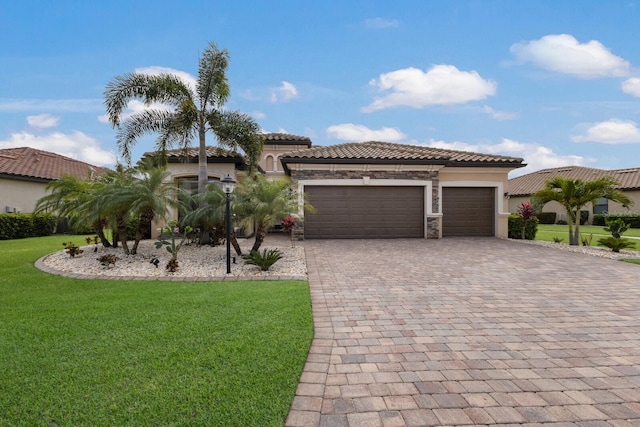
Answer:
(1, 0, 639, 177)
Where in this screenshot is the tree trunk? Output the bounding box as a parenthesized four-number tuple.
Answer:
(116, 214, 130, 255)
(197, 119, 208, 195)
(251, 222, 267, 253)
(92, 220, 112, 248)
(131, 208, 154, 255)
(230, 228, 242, 256)
(568, 211, 579, 246)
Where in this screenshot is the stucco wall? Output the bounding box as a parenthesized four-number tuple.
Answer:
(0, 177, 49, 213)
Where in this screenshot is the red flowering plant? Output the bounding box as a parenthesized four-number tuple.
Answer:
(518, 202, 536, 240)
(281, 215, 296, 247)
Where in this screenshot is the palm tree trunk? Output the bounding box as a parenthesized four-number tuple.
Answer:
(251, 222, 267, 253)
(116, 214, 130, 255)
(131, 208, 154, 255)
(92, 220, 112, 248)
(230, 228, 242, 256)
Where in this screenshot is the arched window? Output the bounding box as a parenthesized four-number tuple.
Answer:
(265, 155, 275, 172)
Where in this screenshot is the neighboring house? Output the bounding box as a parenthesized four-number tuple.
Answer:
(281, 141, 524, 239)
(153, 134, 525, 240)
(507, 166, 640, 223)
(0, 147, 109, 214)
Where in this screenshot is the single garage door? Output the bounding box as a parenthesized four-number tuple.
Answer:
(305, 186, 424, 239)
(442, 187, 495, 237)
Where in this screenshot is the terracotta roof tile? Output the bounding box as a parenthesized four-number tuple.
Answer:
(142, 146, 245, 163)
(508, 166, 640, 196)
(263, 132, 311, 145)
(281, 141, 524, 166)
(0, 147, 109, 181)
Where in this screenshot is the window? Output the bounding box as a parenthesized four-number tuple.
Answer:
(265, 155, 275, 172)
(593, 197, 608, 215)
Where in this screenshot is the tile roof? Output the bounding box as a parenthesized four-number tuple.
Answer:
(0, 147, 109, 181)
(508, 166, 640, 196)
(263, 132, 312, 145)
(142, 146, 245, 163)
(281, 141, 524, 167)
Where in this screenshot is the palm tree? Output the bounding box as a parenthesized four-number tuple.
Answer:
(125, 161, 177, 254)
(104, 42, 263, 194)
(532, 177, 632, 245)
(234, 176, 314, 254)
(94, 165, 137, 254)
(35, 173, 112, 247)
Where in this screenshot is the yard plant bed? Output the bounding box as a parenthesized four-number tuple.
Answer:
(0, 235, 313, 426)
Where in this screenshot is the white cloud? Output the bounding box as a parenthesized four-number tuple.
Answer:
(135, 66, 198, 92)
(363, 65, 496, 112)
(251, 111, 266, 120)
(423, 137, 592, 177)
(365, 18, 400, 29)
(269, 81, 299, 103)
(622, 77, 640, 97)
(27, 114, 59, 128)
(327, 123, 406, 142)
(572, 119, 640, 144)
(510, 34, 631, 79)
(0, 98, 103, 112)
(479, 105, 519, 120)
(0, 131, 117, 167)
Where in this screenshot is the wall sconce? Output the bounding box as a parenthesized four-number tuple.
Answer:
(504, 192, 511, 199)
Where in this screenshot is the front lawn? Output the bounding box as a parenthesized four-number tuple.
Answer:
(0, 235, 313, 426)
(535, 224, 640, 250)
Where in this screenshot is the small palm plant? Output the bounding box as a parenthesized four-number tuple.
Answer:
(243, 249, 284, 271)
(155, 221, 193, 272)
(598, 218, 635, 253)
(62, 242, 84, 258)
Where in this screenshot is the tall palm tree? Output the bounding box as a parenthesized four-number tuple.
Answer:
(104, 42, 263, 194)
(34, 173, 112, 247)
(532, 177, 632, 245)
(234, 175, 314, 254)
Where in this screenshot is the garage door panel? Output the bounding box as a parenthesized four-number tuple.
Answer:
(305, 186, 424, 239)
(442, 187, 494, 237)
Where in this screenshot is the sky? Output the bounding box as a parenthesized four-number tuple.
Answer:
(1, 0, 640, 178)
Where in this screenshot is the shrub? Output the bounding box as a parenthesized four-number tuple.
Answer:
(580, 210, 590, 225)
(0, 213, 57, 240)
(553, 237, 564, 243)
(97, 254, 117, 268)
(556, 220, 568, 225)
(597, 237, 635, 253)
(536, 212, 557, 224)
(508, 214, 538, 240)
(604, 218, 630, 239)
(593, 214, 640, 228)
(243, 249, 284, 271)
(62, 242, 84, 258)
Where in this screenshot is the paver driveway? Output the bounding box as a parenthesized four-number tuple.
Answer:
(285, 238, 640, 427)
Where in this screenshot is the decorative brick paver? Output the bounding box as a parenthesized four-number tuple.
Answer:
(284, 238, 640, 426)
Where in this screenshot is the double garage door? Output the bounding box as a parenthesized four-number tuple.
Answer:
(304, 185, 495, 239)
(304, 186, 424, 239)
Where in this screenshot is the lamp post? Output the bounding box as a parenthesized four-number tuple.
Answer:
(221, 174, 236, 274)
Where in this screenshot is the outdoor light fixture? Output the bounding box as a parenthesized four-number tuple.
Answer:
(221, 174, 236, 274)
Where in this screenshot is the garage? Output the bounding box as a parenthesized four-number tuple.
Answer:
(304, 186, 424, 239)
(442, 187, 495, 237)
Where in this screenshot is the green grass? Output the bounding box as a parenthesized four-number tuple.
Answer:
(535, 224, 640, 251)
(0, 235, 313, 426)
(621, 258, 640, 265)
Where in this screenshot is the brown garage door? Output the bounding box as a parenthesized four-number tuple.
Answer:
(305, 186, 424, 239)
(442, 187, 495, 237)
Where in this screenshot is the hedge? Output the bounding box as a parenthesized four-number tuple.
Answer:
(593, 214, 640, 228)
(508, 214, 539, 240)
(536, 212, 556, 224)
(0, 213, 57, 240)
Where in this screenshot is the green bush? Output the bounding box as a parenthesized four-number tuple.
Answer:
(0, 213, 57, 240)
(556, 220, 568, 225)
(580, 210, 589, 225)
(508, 214, 538, 240)
(536, 212, 557, 224)
(593, 214, 640, 228)
(243, 249, 284, 271)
